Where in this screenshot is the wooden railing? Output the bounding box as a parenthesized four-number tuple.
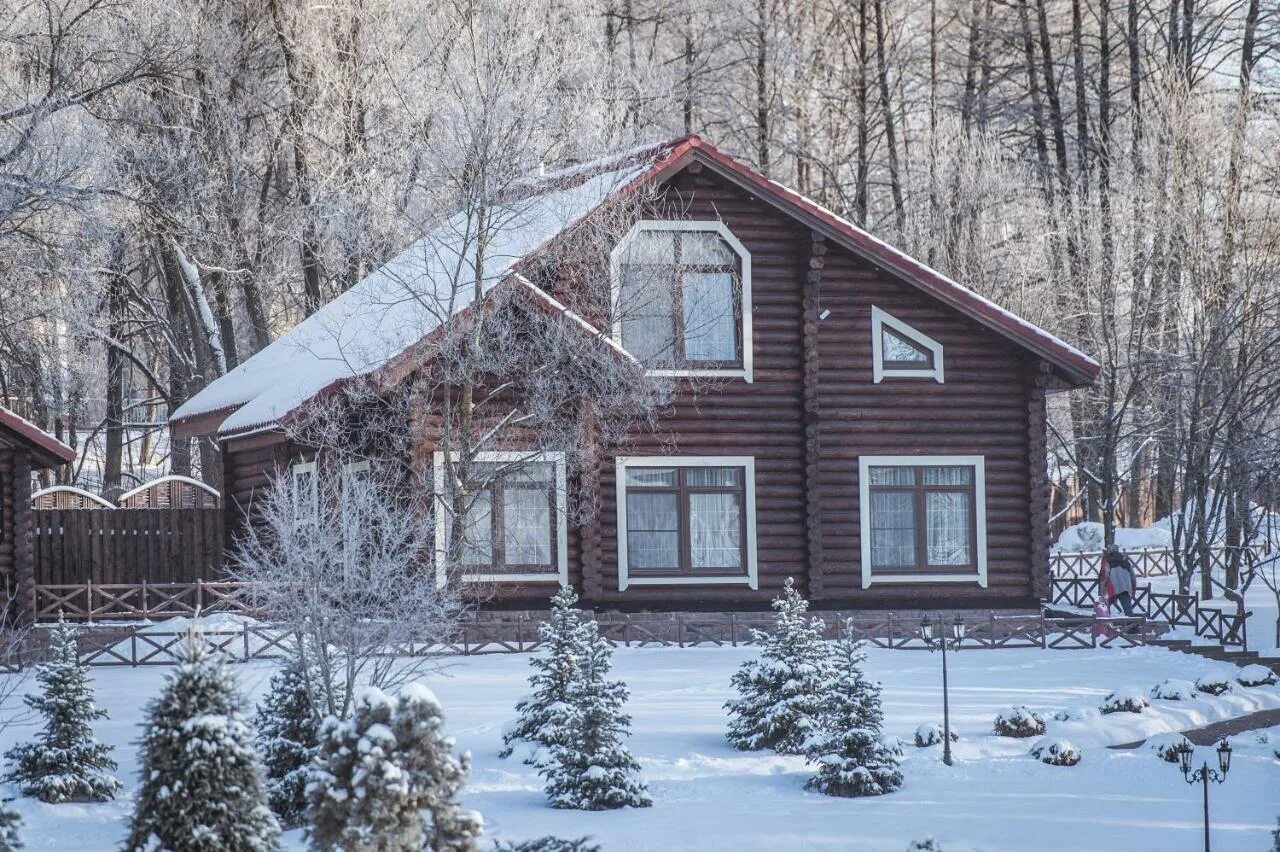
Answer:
(1047, 577, 1247, 648)
(1048, 544, 1267, 580)
(32, 580, 250, 622)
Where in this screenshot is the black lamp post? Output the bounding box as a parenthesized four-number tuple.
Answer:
(921, 614, 966, 766)
(1171, 740, 1232, 852)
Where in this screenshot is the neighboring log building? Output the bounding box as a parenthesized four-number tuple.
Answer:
(0, 405, 75, 618)
(171, 135, 1099, 612)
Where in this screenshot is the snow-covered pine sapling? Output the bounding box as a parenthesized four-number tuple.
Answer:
(726, 578, 832, 754)
(123, 636, 280, 852)
(3, 619, 120, 803)
(0, 800, 20, 851)
(502, 587, 584, 762)
(492, 836, 602, 852)
(254, 654, 320, 828)
(803, 631, 902, 797)
(538, 614, 650, 811)
(307, 685, 482, 852)
(992, 706, 1046, 738)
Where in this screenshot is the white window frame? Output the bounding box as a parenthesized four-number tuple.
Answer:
(871, 306, 945, 383)
(610, 220, 753, 383)
(432, 451, 569, 587)
(291, 460, 318, 520)
(857, 454, 987, 589)
(339, 460, 371, 584)
(615, 455, 759, 591)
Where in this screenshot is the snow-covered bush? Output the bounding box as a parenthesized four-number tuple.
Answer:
(913, 723, 958, 748)
(123, 636, 280, 852)
(1030, 737, 1081, 766)
(1100, 689, 1149, 714)
(992, 706, 1045, 738)
(1150, 679, 1198, 701)
(803, 631, 902, 797)
(1052, 706, 1100, 723)
(1237, 664, 1278, 687)
(492, 837, 601, 852)
(0, 802, 20, 851)
(3, 620, 120, 803)
(726, 578, 832, 754)
(1195, 673, 1233, 696)
(255, 654, 320, 827)
(1147, 733, 1193, 763)
(906, 839, 943, 852)
(308, 685, 482, 851)
(502, 587, 585, 762)
(538, 606, 650, 811)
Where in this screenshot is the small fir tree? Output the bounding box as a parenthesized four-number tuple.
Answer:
(0, 801, 20, 850)
(124, 636, 280, 852)
(500, 587, 584, 762)
(4, 619, 119, 803)
(255, 654, 320, 828)
(307, 685, 482, 852)
(803, 629, 902, 797)
(538, 615, 650, 811)
(725, 578, 832, 753)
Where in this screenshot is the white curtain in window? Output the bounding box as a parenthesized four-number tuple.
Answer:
(926, 492, 971, 565)
(461, 492, 492, 565)
(626, 492, 679, 569)
(504, 488, 551, 565)
(870, 491, 916, 567)
(689, 492, 741, 568)
(682, 272, 736, 361)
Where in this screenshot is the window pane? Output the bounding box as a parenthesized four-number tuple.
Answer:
(689, 492, 742, 568)
(870, 491, 916, 568)
(682, 272, 737, 362)
(685, 467, 742, 488)
(882, 328, 931, 363)
(626, 492, 679, 569)
(503, 487, 552, 565)
(868, 466, 915, 486)
(623, 230, 676, 264)
(625, 467, 677, 487)
(923, 466, 973, 486)
(619, 267, 677, 364)
(461, 491, 492, 565)
(504, 462, 553, 485)
(681, 231, 734, 265)
(926, 492, 971, 565)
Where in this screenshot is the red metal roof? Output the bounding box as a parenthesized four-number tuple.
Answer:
(625, 135, 1100, 386)
(0, 405, 76, 468)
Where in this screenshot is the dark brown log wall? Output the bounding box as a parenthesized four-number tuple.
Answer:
(0, 449, 14, 590)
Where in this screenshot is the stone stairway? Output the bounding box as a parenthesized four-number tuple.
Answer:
(1151, 636, 1280, 672)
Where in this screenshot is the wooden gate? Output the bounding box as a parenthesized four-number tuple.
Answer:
(32, 508, 225, 586)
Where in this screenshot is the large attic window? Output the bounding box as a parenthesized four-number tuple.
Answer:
(871, 306, 944, 383)
(611, 221, 753, 382)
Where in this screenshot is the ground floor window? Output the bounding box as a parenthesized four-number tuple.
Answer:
(615, 455, 758, 590)
(857, 455, 987, 588)
(433, 451, 568, 585)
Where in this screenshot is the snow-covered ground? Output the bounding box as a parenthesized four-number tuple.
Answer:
(3, 645, 1278, 851)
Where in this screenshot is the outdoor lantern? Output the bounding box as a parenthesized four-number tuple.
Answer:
(1176, 742, 1195, 775)
(954, 619, 967, 641)
(921, 616, 934, 642)
(1216, 740, 1232, 774)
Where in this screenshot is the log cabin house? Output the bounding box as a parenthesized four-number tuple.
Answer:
(0, 405, 76, 616)
(170, 135, 1099, 613)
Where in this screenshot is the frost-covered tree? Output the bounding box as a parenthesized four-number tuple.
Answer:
(123, 637, 280, 852)
(4, 620, 119, 803)
(307, 685, 482, 852)
(725, 578, 832, 754)
(500, 587, 585, 761)
(538, 614, 650, 811)
(255, 654, 320, 828)
(803, 630, 902, 797)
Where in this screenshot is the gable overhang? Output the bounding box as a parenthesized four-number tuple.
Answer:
(630, 138, 1100, 389)
(0, 407, 76, 469)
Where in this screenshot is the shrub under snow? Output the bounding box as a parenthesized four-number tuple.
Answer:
(1150, 679, 1198, 701)
(907, 839, 943, 852)
(1030, 737, 1081, 766)
(1147, 733, 1193, 763)
(914, 723, 957, 748)
(1195, 673, 1234, 696)
(725, 578, 832, 754)
(492, 837, 601, 852)
(1100, 689, 1149, 714)
(1237, 664, 1278, 687)
(992, 706, 1046, 738)
(0, 802, 19, 851)
(1053, 706, 1101, 723)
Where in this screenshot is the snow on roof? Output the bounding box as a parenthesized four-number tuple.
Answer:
(0, 404, 76, 467)
(170, 154, 660, 437)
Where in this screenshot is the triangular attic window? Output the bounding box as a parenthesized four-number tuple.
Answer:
(871, 306, 944, 383)
(881, 327, 933, 367)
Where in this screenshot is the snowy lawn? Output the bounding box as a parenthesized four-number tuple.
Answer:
(3, 644, 1279, 851)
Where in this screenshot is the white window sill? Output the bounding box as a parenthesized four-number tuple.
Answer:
(645, 367, 752, 383)
(622, 574, 758, 589)
(862, 572, 987, 588)
(462, 573, 563, 583)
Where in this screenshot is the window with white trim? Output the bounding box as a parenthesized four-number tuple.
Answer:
(611, 221, 753, 382)
(858, 455, 987, 588)
(616, 456, 758, 590)
(433, 452, 568, 585)
(340, 460, 372, 581)
(871, 306, 944, 383)
(291, 461, 318, 523)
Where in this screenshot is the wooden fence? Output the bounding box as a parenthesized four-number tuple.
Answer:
(1048, 577, 1248, 647)
(1048, 545, 1266, 580)
(32, 508, 225, 586)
